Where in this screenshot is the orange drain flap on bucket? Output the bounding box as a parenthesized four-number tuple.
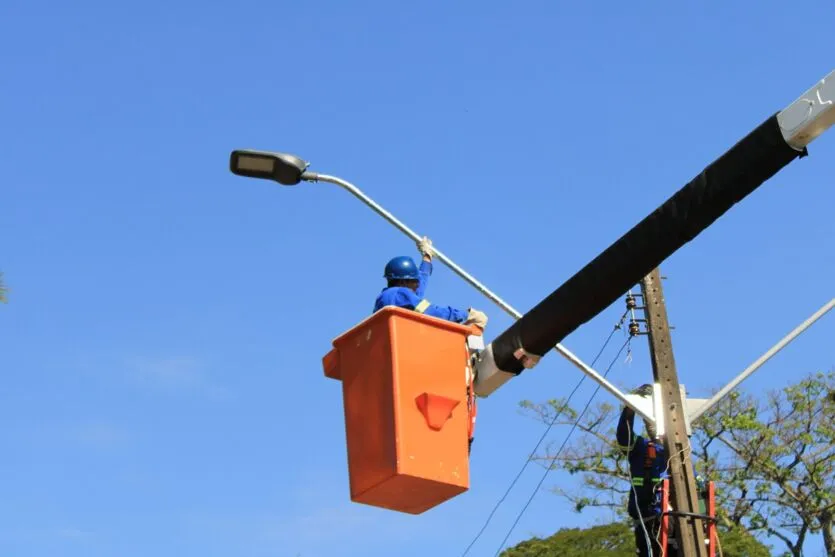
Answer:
(415, 393, 460, 431)
(322, 306, 473, 514)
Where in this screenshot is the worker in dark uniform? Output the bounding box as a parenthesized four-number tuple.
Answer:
(374, 236, 488, 328)
(617, 384, 670, 557)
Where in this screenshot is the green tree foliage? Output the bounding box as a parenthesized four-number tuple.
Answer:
(715, 525, 774, 557)
(499, 522, 635, 557)
(519, 370, 834, 556)
(695, 371, 835, 557)
(499, 521, 769, 557)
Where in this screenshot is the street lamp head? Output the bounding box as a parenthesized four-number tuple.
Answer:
(229, 149, 310, 186)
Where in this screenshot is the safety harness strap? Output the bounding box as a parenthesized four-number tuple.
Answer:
(641, 442, 660, 510)
(465, 340, 478, 455)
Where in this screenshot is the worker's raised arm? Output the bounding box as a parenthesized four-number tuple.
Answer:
(414, 236, 435, 299)
(616, 405, 636, 450)
(415, 259, 432, 299)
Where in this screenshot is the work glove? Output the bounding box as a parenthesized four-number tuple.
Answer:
(417, 236, 435, 260)
(464, 308, 488, 328)
(632, 384, 654, 397)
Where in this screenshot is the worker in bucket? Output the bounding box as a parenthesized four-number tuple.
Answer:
(374, 236, 488, 329)
(617, 383, 671, 557)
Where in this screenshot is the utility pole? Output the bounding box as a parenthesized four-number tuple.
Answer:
(639, 268, 707, 557)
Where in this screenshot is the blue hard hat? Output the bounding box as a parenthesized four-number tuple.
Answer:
(384, 256, 419, 280)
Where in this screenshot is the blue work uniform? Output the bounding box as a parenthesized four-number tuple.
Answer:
(373, 260, 469, 322)
(617, 407, 669, 557)
(616, 407, 668, 520)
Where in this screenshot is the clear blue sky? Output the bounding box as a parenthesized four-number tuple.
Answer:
(1, 1, 833, 556)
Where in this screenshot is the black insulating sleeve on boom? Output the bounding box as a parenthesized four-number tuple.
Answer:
(490, 113, 806, 375)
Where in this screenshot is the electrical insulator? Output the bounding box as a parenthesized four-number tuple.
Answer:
(629, 320, 640, 337)
(626, 293, 637, 310)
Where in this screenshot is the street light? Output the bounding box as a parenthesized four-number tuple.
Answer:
(229, 149, 310, 186)
(226, 148, 643, 415)
(228, 148, 519, 313)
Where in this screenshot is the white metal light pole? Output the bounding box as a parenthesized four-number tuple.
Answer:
(228, 150, 652, 420)
(689, 297, 835, 423)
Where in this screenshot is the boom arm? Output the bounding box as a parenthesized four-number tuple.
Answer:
(475, 70, 834, 397)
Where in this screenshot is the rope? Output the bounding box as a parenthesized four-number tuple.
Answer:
(459, 310, 628, 556)
(491, 336, 633, 556)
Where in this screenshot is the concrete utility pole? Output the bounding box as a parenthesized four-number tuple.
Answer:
(639, 268, 708, 557)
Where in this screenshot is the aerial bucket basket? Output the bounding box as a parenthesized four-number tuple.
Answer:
(322, 306, 480, 514)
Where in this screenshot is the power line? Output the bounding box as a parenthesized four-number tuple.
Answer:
(492, 336, 633, 556)
(460, 310, 628, 557)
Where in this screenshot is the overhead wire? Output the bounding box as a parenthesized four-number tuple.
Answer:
(492, 335, 633, 556)
(459, 309, 629, 557)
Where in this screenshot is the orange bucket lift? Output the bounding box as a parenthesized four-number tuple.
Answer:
(322, 306, 482, 515)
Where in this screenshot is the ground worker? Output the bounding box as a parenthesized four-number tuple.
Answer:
(617, 383, 671, 557)
(374, 236, 488, 329)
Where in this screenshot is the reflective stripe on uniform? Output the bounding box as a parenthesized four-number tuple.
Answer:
(632, 477, 663, 486)
(415, 300, 431, 313)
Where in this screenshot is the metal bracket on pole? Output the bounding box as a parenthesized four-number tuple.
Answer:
(622, 393, 657, 426)
(625, 384, 707, 437)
